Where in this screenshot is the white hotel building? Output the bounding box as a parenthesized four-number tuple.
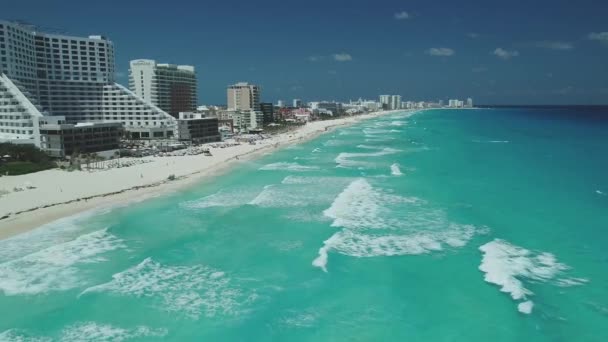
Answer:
(128, 59, 197, 117)
(0, 20, 176, 146)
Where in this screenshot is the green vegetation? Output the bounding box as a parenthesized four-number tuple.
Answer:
(0, 143, 56, 176)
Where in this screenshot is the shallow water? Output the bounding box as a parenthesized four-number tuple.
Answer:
(1, 108, 607, 341)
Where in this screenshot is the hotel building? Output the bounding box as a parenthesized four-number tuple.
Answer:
(227, 82, 260, 111)
(128, 59, 197, 117)
(0, 20, 176, 147)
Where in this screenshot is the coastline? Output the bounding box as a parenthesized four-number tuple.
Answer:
(0, 110, 405, 240)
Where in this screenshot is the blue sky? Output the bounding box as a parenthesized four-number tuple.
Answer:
(4, 0, 608, 105)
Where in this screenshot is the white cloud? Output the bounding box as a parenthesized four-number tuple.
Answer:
(427, 48, 455, 56)
(394, 11, 410, 20)
(588, 32, 608, 44)
(467, 33, 480, 39)
(493, 48, 519, 60)
(333, 53, 353, 62)
(472, 66, 488, 73)
(534, 41, 573, 50)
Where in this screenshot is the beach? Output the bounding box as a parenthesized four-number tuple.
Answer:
(0, 110, 402, 240)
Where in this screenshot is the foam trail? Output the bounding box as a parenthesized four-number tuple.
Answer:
(181, 188, 259, 209)
(259, 162, 319, 172)
(0, 229, 124, 296)
(391, 163, 403, 176)
(479, 239, 588, 314)
(61, 322, 167, 341)
(518, 301, 534, 314)
(81, 258, 249, 319)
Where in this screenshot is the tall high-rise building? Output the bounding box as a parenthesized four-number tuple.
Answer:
(293, 99, 302, 108)
(259, 102, 274, 123)
(390, 95, 402, 110)
(0, 20, 176, 145)
(129, 59, 197, 117)
(466, 98, 473, 108)
(379, 95, 391, 109)
(277, 100, 284, 108)
(227, 82, 260, 111)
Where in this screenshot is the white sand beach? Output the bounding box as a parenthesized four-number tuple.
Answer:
(0, 110, 402, 239)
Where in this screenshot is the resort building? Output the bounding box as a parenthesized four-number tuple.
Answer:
(390, 95, 402, 110)
(0, 20, 176, 147)
(292, 99, 302, 108)
(259, 102, 274, 123)
(128, 59, 197, 117)
(38, 116, 123, 158)
(227, 82, 260, 111)
(176, 112, 220, 143)
(379, 95, 401, 110)
(217, 109, 263, 132)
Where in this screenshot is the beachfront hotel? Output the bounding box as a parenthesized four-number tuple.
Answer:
(128, 59, 197, 117)
(0, 20, 177, 146)
(379, 94, 402, 110)
(227, 82, 260, 111)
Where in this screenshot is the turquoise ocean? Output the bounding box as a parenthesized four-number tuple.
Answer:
(1, 107, 607, 341)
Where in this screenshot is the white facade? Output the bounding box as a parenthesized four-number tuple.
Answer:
(0, 20, 176, 144)
(466, 98, 474, 108)
(292, 99, 302, 108)
(129, 59, 197, 116)
(217, 109, 263, 131)
(390, 95, 402, 110)
(379, 95, 390, 107)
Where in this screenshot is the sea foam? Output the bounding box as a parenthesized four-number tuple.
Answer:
(0, 229, 124, 296)
(314, 179, 478, 271)
(335, 148, 400, 169)
(390, 163, 403, 176)
(479, 239, 588, 314)
(181, 188, 260, 209)
(81, 258, 250, 319)
(259, 162, 320, 172)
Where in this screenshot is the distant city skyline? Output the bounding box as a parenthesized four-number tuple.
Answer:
(3, 0, 608, 105)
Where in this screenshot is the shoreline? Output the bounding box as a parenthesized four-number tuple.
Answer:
(0, 110, 405, 240)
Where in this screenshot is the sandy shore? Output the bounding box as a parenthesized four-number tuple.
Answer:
(0, 110, 403, 239)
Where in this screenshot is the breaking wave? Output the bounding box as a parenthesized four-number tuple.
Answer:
(0, 229, 124, 296)
(81, 258, 252, 319)
(259, 162, 320, 172)
(479, 239, 588, 314)
(313, 179, 478, 272)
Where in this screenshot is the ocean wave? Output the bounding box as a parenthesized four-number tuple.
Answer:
(362, 128, 401, 135)
(259, 162, 320, 172)
(81, 258, 250, 319)
(472, 140, 510, 144)
(181, 188, 260, 209)
(0, 229, 124, 296)
(1, 323, 167, 342)
(281, 175, 352, 185)
(390, 163, 403, 176)
(322, 179, 420, 230)
(314, 179, 478, 271)
(61, 322, 167, 342)
(0, 329, 52, 342)
(479, 239, 588, 314)
(323, 140, 349, 147)
(0, 208, 113, 263)
(313, 225, 475, 272)
(335, 148, 400, 168)
(251, 177, 353, 208)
